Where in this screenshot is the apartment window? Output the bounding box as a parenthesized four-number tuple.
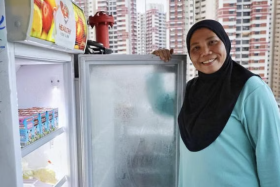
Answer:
(242, 47, 249, 51)
(242, 54, 249, 58)
(243, 26, 249, 30)
(243, 12, 250, 16)
(243, 19, 250, 23)
(256, 9, 261, 12)
(236, 47, 241, 51)
(255, 53, 259, 56)
(255, 31, 260, 34)
(237, 19, 241, 24)
(242, 40, 249, 44)
(237, 26, 241, 31)
(237, 12, 242, 16)
(237, 5, 242, 9)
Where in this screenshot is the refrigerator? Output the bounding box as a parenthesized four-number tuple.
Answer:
(0, 0, 187, 186)
(1, 0, 84, 186)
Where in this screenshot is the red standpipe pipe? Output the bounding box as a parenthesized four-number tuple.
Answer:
(88, 11, 114, 48)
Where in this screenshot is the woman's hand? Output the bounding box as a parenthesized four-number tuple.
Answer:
(152, 49, 174, 62)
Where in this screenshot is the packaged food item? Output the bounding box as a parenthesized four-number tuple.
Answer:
(45, 108, 55, 132)
(53, 108, 59, 130)
(22, 159, 34, 180)
(32, 107, 51, 135)
(19, 115, 35, 147)
(19, 109, 42, 140)
(40, 110, 49, 136)
(19, 107, 59, 144)
(30, 112, 41, 140)
(33, 168, 58, 185)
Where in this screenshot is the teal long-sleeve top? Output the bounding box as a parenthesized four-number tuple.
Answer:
(179, 76, 280, 187)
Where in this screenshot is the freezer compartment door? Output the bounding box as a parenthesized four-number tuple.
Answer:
(78, 55, 186, 187)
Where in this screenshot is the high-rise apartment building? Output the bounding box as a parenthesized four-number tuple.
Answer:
(145, 4, 167, 53)
(169, 0, 186, 54)
(136, 4, 167, 54)
(270, 0, 280, 98)
(136, 13, 146, 54)
(217, 0, 271, 83)
(194, 0, 217, 22)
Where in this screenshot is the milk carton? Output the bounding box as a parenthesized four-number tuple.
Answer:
(53, 108, 59, 130)
(19, 116, 34, 147)
(40, 110, 49, 136)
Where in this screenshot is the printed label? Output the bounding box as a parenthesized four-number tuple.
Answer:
(54, 0, 76, 49)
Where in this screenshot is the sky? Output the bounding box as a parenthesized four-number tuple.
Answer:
(137, 0, 168, 13)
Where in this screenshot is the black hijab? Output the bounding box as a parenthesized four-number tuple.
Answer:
(178, 19, 258, 152)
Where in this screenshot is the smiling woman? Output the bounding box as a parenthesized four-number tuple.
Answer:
(153, 19, 280, 187)
(188, 28, 227, 74)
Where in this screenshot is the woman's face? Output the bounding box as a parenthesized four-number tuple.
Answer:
(189, 28, 227, 74)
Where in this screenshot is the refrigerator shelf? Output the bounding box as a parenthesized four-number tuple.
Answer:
(21, 128, 65, 157)
(23, 175, 67, 187)
(54, 176, 68, 187)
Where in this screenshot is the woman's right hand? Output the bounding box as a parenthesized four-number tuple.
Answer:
(152, 49, 174, 62)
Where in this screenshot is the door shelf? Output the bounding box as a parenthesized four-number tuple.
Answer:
(23, 175, 68, 187)
(21, 128, 65, 157)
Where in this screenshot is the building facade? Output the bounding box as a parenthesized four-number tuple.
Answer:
(136, 13, 147, 54)
(145, 4, 167, 53)
(270, 0, 280, 98)
(217, 0, 271, 83)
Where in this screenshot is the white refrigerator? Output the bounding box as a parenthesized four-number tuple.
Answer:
(0, 0, 187, 186)
(1, 0, 81, 186)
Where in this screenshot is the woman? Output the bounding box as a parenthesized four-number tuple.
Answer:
(154, 20, 280, 186)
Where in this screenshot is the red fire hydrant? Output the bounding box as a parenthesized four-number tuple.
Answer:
(88, 11, 114, 48)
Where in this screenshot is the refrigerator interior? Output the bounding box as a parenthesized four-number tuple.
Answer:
(16, 58, 73, 187)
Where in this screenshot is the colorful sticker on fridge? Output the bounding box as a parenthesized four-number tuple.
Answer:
(73, 3, 87, 50)
(29, 0, 87, 51)
(30, 0, 56, 41)
(54, 0, 76, 49)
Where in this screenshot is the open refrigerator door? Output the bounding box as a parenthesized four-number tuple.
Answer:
(0, 0, 87, 186)
(77, 54, 186, 187)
